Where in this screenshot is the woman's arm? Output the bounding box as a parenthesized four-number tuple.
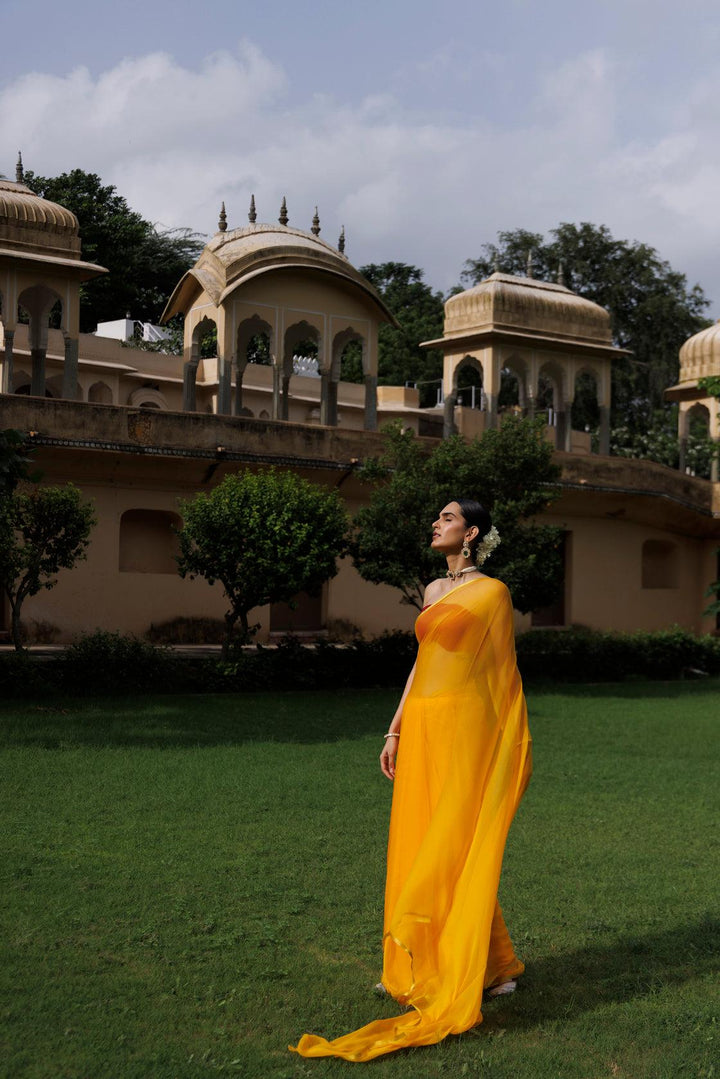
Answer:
(379, 660, 416, 781)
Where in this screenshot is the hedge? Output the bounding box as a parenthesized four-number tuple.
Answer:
(0, 626, 717, 697)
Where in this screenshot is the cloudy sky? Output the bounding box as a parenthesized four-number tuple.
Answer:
(3, 0, 720, 314)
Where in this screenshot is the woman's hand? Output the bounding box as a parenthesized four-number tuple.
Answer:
(380, 735, 399, 781)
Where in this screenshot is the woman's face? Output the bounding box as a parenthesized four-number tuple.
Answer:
(430, 502, 475, 554)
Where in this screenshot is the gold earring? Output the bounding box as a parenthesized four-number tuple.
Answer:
(462, 541, 471, 559)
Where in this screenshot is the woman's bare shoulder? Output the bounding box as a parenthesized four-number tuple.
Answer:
(423, 578, 446, 605)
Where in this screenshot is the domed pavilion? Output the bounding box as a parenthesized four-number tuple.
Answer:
(666, 321, 720, 480)
(0, 154, 106, 399)
(162, 200, 397, 429)
(422, 269, 629, 451)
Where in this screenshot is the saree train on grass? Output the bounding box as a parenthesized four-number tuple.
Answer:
(292, 576, 533, 1061)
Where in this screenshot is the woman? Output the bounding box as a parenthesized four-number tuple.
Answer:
(291, 499, 532, 1062)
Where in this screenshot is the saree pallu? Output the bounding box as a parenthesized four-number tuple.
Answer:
(291, 576, 532, 1061)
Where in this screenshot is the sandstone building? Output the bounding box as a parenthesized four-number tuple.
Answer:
(1, 161, 718, 642)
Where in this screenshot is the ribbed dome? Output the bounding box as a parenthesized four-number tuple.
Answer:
(444, 272, 612, 346)
(678, 320, 720, 382)
(164, 222, 395, 323)
(0, 178, 82, 259)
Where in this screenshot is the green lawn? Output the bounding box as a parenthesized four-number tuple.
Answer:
(0, 683, 718, 1079)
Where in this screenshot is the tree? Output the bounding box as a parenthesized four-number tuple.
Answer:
(177, 470, 348, 656)
(462, 223, 711, 426)
(359, 263, 446, 406)
(23, 170, 204, 333)
(0, 429, 38, 497)
(609, 406, 714, 479)
(0, 485, 96, 650)
(350, 417, 563, 612)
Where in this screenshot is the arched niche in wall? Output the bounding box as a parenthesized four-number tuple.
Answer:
(89, 381, 113, 404)
(119, 509, 182, 573)
(127, 388, 168, 410)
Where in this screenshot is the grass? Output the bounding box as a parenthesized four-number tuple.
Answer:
(0, 682, 718, 1079)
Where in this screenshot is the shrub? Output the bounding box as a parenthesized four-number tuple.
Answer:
(0, 649, 59, 697)
(516, 626, 720, 682)
(60, 631, 176, 694)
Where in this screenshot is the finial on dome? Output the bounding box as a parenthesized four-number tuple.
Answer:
(557, 261, 566, 287)
(492, 253, 500, 274)
(279, 197, 288, 226)
(248, 194, 257, 224)
(16, 151, 24, 183)
(338, 225, 346, 254)
(311, 206, 320, 236)
(218, 202, 227, 232)
(526, 250, 534, 278)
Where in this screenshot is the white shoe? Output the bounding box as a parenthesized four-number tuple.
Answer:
(373, 982, 388, 997)
(486, 979, 517, 998)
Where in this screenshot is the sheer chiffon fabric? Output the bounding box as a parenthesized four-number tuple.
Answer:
(291, 577, 532, 1061)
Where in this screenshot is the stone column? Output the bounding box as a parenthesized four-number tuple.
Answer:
(272, 364, 282, 420)
(678, 438, 687, 474)
(526, 392, 536, 420)
(677, 408, 689, 474)
(555, 409, 568, 451)
(280, 373, 291, 420)
(712, 440, 720, 484)
(443, 392, 458, 439)
(216, 356, 231, 415)
(598, 405, 610, 455)
(485, 392, 498, 430)
(30, 347, 46, 398)
(327, 380, 338, 427)
(364, 373, 377, 431)
(233, 362, 246, 416)
(319, 371, 331, 426)
(182, 358, 199, 411)
(62, 337, 79, 400)
(2, 330, 14, 394)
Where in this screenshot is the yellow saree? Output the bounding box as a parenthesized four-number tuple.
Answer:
(291, 576, 532, 1061)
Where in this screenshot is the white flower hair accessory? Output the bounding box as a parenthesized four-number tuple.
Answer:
(476, 525, 501, 566)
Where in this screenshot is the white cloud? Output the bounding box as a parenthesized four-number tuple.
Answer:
(1, 41, 719, 309)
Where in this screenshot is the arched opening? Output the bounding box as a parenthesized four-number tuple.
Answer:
(455, 359, 484, 410)
(537, 371, 560, 417)
(332, 328, 364, 382)
(259, 409, 270, 420)
(194, 318, 218, 359)
(14, 383, 53, 398)
(236, 316, 273, 416)
(89, 381, 113, 404)
(247, 332, 270, 365)
(499, 370, 520, 411)
(184, 316, 217, 413)
(17, 285, 63, 398)
(499, 355, 527, 414)
(571, 370, 600, 432)
(682, 402, 714, 479)
(282, 320, 321, 420)
(641, 539, 679, 589)
(687, 402, 710, 438)
(119, 509, 182, 573)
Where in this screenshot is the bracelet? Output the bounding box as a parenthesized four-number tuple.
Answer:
(383, 732, 400, 739)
